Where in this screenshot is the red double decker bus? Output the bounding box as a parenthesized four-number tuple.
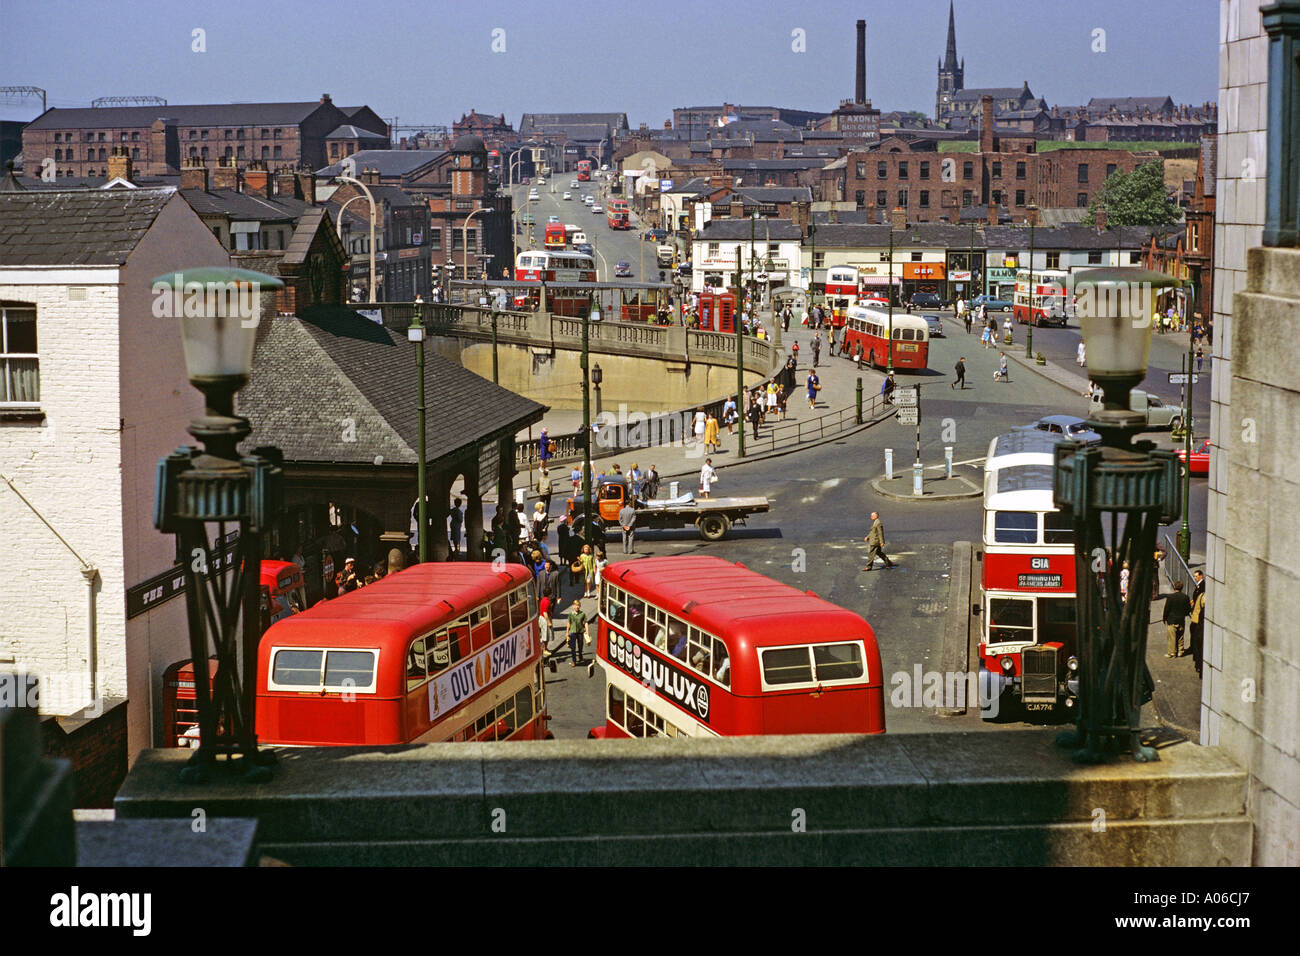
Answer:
(256, 563, 550, 745)
(978, 429, 1079, 720)
(590, 556, 885, 738)
(606, 199, 630, 230)
(824, 265, 859, 327)
(544, 222, 567, 249)
(576, 159, 593, 181)
(514, 249, 598, 316)
(840, 304, 930, 371)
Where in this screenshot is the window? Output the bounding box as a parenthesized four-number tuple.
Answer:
(200, 129, 208, 140)
(1077, 193, 1088, 207)
(992, 189, 1002, 206)
(87, 149, 94, 161)
(813, 643, 865, 681)
(97, 132, 105, 142)
(1043, 510, 1073, 544)
(236, 129, 244, 140)
(1015, 190, 1025, 206)
(992, 161, 1002, 179)
(261, 146, 269, 159)
(132, 131, 139, 142)
(225, 129, 233, 140)
(854, 190, 865, 208)
(236, 146, 245, 159)
(761, 642, 866, 689)
(993, 511, 1037, 543)
(429, 227, 442, 250)
(1087, 250, 1103, 265)
(1045, 251, 1060, 269)
(1, 304, 39, 405)
(876, 190, 887, 207)
(98, 148, 106, 161)
(54, 149, 62, 161)
(224, 146, 233, 158)
(962, 190, 973, 206)
(201, 147, 208, 159)
(1078, 164, 1089, 184)
(189, 130, 198, 140)
(330, 143, 339, 158)
(920, 161, 930, 179)
(53, 133, 61, 142)
(910, 251, 922, 261)
(261, 128, 269, 138)
(877, 161, 887, 178)
(762, 646, 813, 685)
(1016, 161, 1026, 180)
(406, 638, 427, 690)
(898, 161, 908, 180)
(607, 685, 682, 739)
(1128, 251, 1141, 265)
(919, 190, 930, 208)
(856, 161, 866, 178)
(988, 598, 1034, 644)
(1106, 163, 1117, 178)
(1188, 222, 1200, 252)
(269, 648, 377, 692)
(707, 242, 719, 258)
(274, 128, 282, 139)
(813, 251, 825, 268)
(897, 189, 908, 208)
(963, 161, 973, 180)
(273, 146, 282, 158)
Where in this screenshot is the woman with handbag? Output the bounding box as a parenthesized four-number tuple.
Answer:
(578, 544, 597, 598)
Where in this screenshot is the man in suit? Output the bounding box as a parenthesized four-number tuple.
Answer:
(862, 512, 896, 570)
(1163, 579, 1193, 658)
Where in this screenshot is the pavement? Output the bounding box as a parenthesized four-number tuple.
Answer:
(871, 470, 982, 500)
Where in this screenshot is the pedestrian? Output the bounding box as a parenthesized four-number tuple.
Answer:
(963, 310, 972, 335)
(531, 501, 551, 542)
(539, 428, 552, 464)
(812, 331, 821, 368)
(1190, 570, 1206, 676)
(448, 497, 463, 556)
(629, 462, 644, 498)
(722, 395, 738, 435)
(952, 356, 966, 390)
(861, 511, 896, 570)
(704, 411, 720, 454)
(579, 543, 597, 598)
(791, 341, 799, 368)
(955, 296, 965, 320)
(535, 465, 553, 514)
(782, 304, 791, 332)
(618, 498, 637, 554)
(776, 383, 789, 419)
(806, 370, 821, 409)
(1119, 560, 1130, 603)
(747, 394, 763, 437)
(1196, 346, 1204, 373)
(570, 464, 582, 494)
(766, 381, 779, 422)
(566, 599, 589, 666)
(1152, 546, 1166, 600)
(544, 558, 562, 606)
(1003, 314, 1013, 344)
(558, 517, 581, 588)
(981, 320, 992, 349)
(996, 351, 1009, 383)
(1077, 340, 1087, 367)
(881, 372, 896, 405)
(1162, 579, 1193, 658)
(828, 323, 837, 352)
(699, 458, 718, 499)
(692, 406, 706, 446)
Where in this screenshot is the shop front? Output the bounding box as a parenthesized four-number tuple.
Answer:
(902, 261, 946, 302)
(986, 265, 1019, 299)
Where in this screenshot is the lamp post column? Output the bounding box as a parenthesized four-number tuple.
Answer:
(1025, 216, 1035, 358)
(736, 244, 746, 459)
(1177, 284, 1197, 562)
(411, 296, 429, 563)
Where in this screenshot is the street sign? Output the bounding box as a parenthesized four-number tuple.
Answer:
(1168, 373, 1200, 385)
(893, 386, 919, 408)
(896, 407, 920, 426)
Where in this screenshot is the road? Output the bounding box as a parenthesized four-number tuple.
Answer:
(540, 329, 1210, 738)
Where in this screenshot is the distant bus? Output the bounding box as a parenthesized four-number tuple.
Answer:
(1013, 269, 1072, 327)
(544, 222, 566, 249)
(839, 305, 930, 371)
(256, 563, 549, 746)
(606, 199, 630, 230)
(591, 556, 885, 738)
(577, 159, 593, 181)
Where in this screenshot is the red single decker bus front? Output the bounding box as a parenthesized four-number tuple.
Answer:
(591, 555, 885, 738)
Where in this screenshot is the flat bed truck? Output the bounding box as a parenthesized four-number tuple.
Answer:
(566, 476, 769, 542)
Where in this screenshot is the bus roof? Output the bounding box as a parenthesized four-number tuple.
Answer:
(261, 562, 533, 654)
(987, 427, 1062, 461)
(604, 555, 874, 651)
(846, 305, 929, 331)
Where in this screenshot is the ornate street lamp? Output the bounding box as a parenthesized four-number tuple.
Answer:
(592, 362, 603, 416)
(1052, 267, 1183, 764)
(153, 267, 285, 783)
(579, 299, 601, 544)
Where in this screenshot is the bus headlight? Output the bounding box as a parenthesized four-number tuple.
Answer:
(1067, 656, 1079, 672)
(1000, 656, 1014, 673)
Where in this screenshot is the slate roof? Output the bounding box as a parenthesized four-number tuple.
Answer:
(1087, 96, 1175, 115)
(326, 124, 387, 141)
(1200, 137, 1216, 197)
(25, 102, 334, 131)
(518, 113, 629, 137)
(0, 187, 175, 265)
(733, 186, 812, 203)
(180, 187, 311, 221)
(240, 306, 546, 468)
(316, 149, 446, 178)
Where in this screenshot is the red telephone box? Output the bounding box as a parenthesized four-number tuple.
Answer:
(699, 290, 736, 333)
(162, 657, 218, 747)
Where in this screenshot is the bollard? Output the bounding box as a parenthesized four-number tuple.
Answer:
(670, 480, 679, 499)
(913, 461, 924, 497)
(885, 449, 893, 481)
(856, 377, 863, 424)
(945, 445, 953, 479)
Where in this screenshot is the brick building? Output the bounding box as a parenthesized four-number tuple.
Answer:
(426, 134, 513, 282)
(833, 98, 1157, 224)
(0, 187, 232, 800)
(23, 94, 386, 180)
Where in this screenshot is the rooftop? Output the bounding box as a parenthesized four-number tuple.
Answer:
(0, 186, 176, 266)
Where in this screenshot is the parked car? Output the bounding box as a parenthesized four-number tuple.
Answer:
(972, 293, 1013, 312)
(921, 314, 945, 337)
(643, 228, 668, 242)
(576, 243, 594, 256)
(583, 195, 594, 205)
(562, 191, 572, 200)
(1176, 438, 1211, 476)
(520, 212, 534, 224)
(910, 292, 943, 310)
(1033, 414, 1101, 444)
(1087, 388, 1183, 431)
(591, 204, 603, 214)
(548, 215, 560, 223)
(615, 261, 632, 277)
(528, 191, 539, 201)
(675, 262, 693, 278)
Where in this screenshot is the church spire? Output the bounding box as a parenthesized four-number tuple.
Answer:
(943, 1, 959, 72)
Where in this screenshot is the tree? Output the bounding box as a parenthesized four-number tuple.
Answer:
(1082, 160, 1181, 228)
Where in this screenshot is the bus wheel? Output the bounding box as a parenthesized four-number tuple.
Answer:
(697, 514, 730, 541)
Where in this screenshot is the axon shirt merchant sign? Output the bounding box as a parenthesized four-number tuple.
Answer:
(428, 624, 535, 721)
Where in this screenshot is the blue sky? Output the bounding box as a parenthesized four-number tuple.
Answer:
(0, 0, 1220, 126)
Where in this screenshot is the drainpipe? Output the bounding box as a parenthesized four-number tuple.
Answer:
(2, 473, 99, 711)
